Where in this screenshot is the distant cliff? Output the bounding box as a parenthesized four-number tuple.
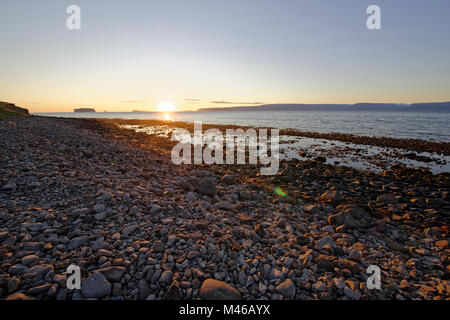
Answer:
(74, 108, 96, 113)
(0, 102, 29, 114)
(197, 102, 450, 112)
(0, 102, 29, 119)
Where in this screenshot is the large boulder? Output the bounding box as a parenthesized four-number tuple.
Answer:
(328, 204, 370, 230)
(81, 272, 111, 299)
(199, 279, 241, 300)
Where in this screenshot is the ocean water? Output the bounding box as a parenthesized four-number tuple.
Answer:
(34, 111, 450, 142)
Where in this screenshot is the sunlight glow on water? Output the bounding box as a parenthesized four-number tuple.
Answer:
(34, 111, 450, 142)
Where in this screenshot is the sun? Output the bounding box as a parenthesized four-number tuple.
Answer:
(157, 101, 176, 112)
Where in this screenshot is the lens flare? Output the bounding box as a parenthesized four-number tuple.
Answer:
(274, 187, 286, 197)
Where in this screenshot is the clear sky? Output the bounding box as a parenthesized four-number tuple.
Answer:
(1, 0, 449, 112)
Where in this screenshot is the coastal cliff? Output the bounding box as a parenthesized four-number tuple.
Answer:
(0, 102, 29, 119)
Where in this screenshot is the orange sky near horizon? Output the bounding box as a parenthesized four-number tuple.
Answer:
(8, 95, 450, 114)
(2, 1, 450, 114)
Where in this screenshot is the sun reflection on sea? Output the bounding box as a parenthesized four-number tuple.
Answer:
(164, 112, 171, 121)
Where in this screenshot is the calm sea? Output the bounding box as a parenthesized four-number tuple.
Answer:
(34, 111, 450, 142)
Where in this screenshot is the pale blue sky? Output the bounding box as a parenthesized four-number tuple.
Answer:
(1, 0, 449, 112)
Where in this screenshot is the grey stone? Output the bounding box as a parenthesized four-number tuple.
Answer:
(96, 266, 126, 282)
(276, 279, 296, 298)
(81, 272, 111, 299)
(159, 271, 173, 284)
(197, 179, 217, 196)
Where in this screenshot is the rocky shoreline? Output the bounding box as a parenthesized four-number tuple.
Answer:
(0, 116, 449, 300)
(103, 118, 450, 156)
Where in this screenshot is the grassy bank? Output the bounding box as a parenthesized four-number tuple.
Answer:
(0, 102, 28, 119)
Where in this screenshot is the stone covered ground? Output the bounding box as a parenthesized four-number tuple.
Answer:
(0, 116, 449, 300)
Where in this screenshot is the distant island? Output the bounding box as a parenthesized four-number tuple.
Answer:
(74, 108, 96, 113)
(197, 102, 450, 112)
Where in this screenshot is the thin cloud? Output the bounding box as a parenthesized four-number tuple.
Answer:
(120, 100, 141, 103)
(185, 98, 201, 102)
(210, 100, 263, 105)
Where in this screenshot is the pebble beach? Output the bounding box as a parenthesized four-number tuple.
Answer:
(0, 116, 449, 300)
